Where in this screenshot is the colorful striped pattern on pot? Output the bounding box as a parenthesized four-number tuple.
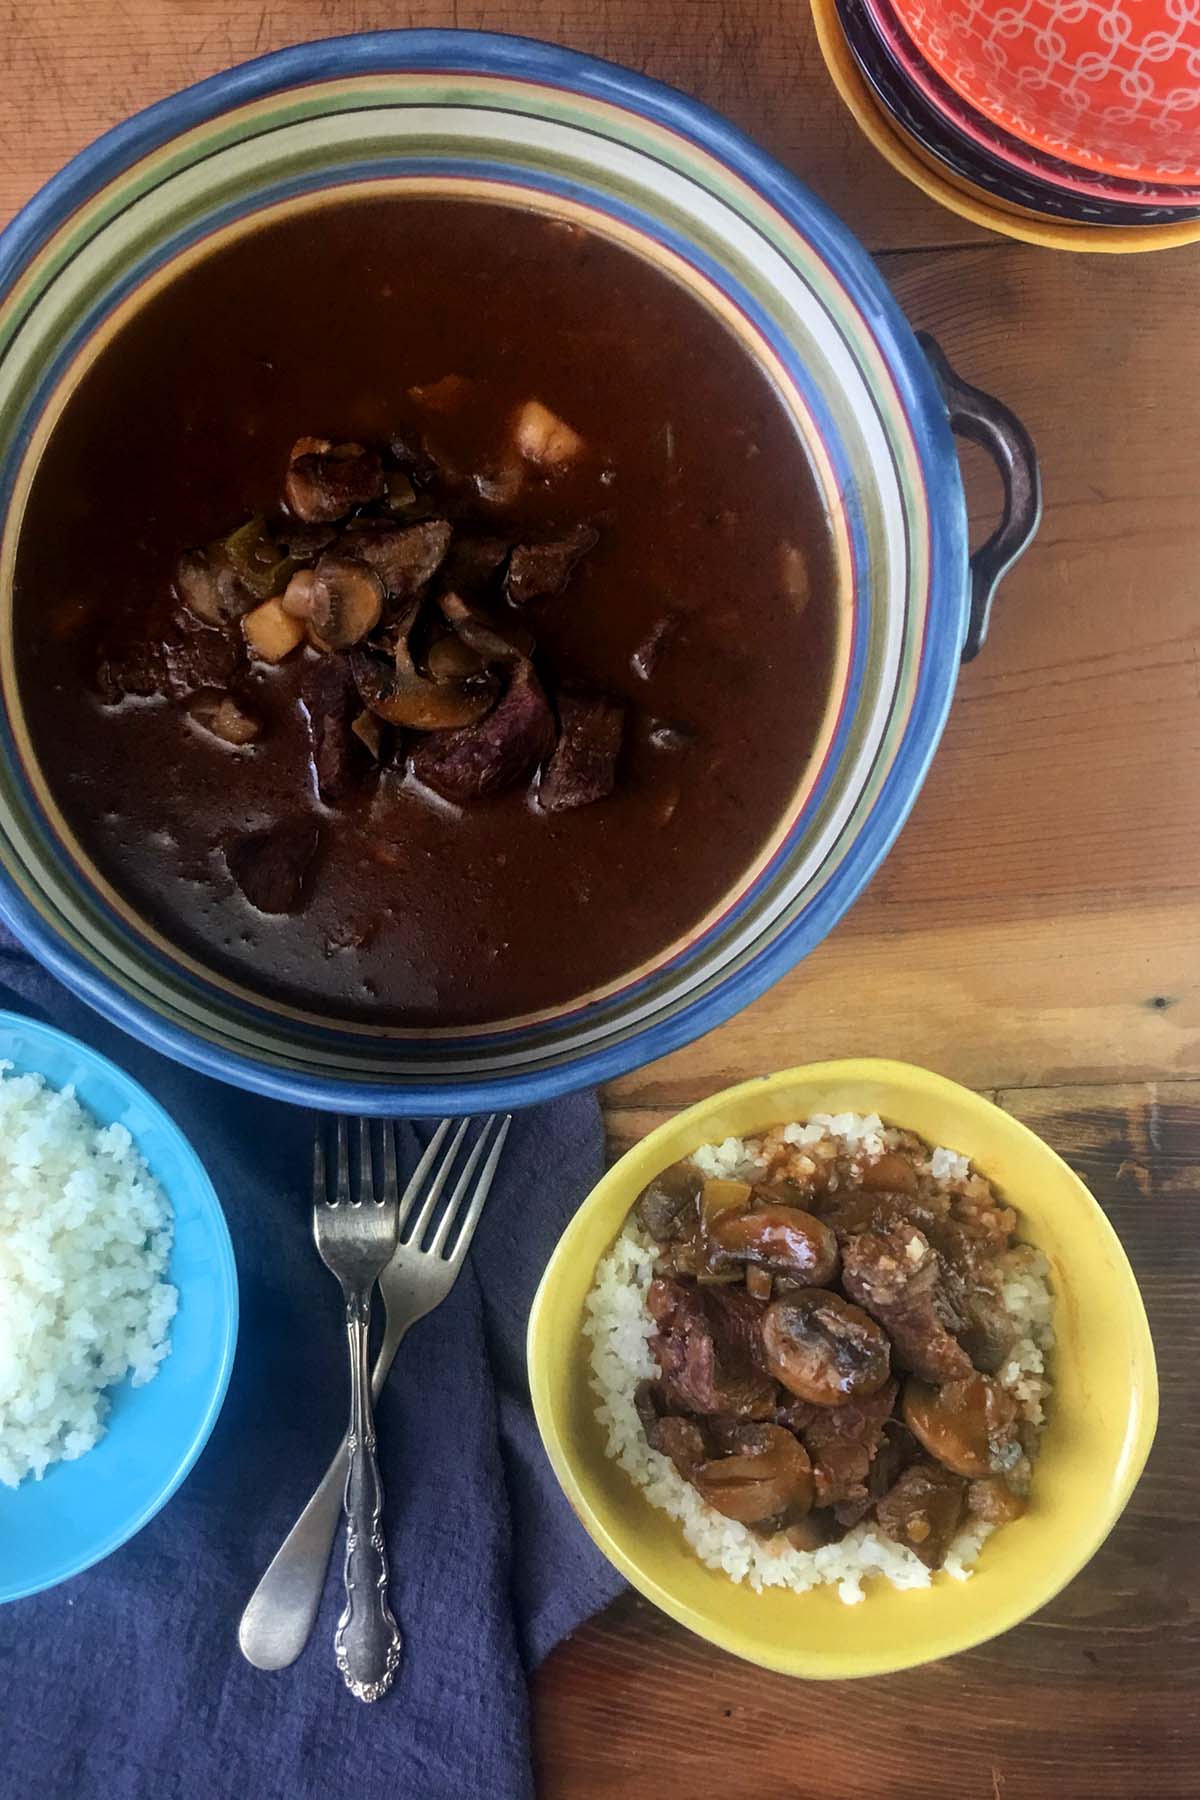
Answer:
(0, 31, 968, 1112)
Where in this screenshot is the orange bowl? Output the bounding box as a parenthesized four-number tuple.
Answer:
(889, 0, 1200, 183)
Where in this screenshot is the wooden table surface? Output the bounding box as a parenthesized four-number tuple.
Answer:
(3, 3, 1197, 1794)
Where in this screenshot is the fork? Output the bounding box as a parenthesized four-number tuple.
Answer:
(238, 1113, 511, 1685)
(311, 1116, 402, 1702)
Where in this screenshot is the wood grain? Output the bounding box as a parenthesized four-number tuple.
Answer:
(1, 4, 1196, 1795)
(534, 1085, 1200, 1800)
(0, 0, 982, 251)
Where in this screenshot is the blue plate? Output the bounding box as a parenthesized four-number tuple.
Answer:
(0, 1011, 238, 1602)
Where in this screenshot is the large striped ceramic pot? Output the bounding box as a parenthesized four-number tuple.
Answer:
(0, 32, 1041, 1112)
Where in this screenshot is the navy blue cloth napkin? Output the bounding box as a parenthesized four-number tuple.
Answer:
(0, 940, 623, 1800)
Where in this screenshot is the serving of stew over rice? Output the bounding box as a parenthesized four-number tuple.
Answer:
(584, 1113, 1054, 1604)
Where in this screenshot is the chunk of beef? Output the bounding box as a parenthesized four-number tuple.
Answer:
(841, 1220, 974, 1384)
(797, 1378, 898, 1510)
(95, 639, 168, 704)
(164, 615, 245, 696)
(646, 1276, 775, 1419)
(538, 690, 624, 813)
(821, 1186, 943, 1244)
(347, 518, 452, 600)
(646, 1414, 707, 1483)
(96, 614, 243, 705)
(284, 439, 383, 522)
(929, 1213, 1018, 1373)
(703, 1282, 773, 1376)
(831, 1420, 923, 1529)
(967, 1475, 1027, 1525)
(409, 661, 555, 803)
(874, 1459, 967, 1569)
(506, 524, 597, 604)
(301, 655, 364, 805)
(631, 612, 679, 680)
(226, 816, 320, 914)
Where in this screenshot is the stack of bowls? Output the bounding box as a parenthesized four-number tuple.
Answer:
(812, 0, 1200, 251)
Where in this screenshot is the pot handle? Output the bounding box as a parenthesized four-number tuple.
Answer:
(916, 332, 1043, 662)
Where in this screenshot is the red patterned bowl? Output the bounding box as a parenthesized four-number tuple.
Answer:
(886, 0, 1200, 183)
(862, 0, 1200, 201)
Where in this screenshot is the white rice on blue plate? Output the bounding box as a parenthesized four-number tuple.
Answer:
(584, 1112, 1054, 1604)
(0, 1064, 177, 1488)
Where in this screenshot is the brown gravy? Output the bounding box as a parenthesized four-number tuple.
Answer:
(14, 197, 836, 1026)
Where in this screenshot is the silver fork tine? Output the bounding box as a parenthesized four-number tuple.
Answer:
(446, 1114, 511, 1265)
(357, 1118, 375, 1204)
(334, 1115, 351, 1206)
(427, 1114, 499, 1257)
(393, 1118, 451, 1234)
(313, 1119, 327, 1202)
(403, 1118, 470, 1246)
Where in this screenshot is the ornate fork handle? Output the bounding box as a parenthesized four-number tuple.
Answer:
(335, 1285, 402, 1702)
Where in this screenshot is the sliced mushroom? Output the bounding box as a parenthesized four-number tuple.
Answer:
(187, 690, 261, 746)
(175, 545, 252, 625)
(634, 1160, 704, 1243)
(708, 1205, 839, 1286)
(426, 634, 485, 682)
(382, 468, 418, 512)
(746, 1266, 773, 1302)
(284, 438, 383, 523)
(690, 1424, 814, 1526)
(902, 1374, 1020, 1479)
(439, 590, 534, 661)
(701, 1179, 753, 1229)
(349, 647, 497, 732)
(472, 457, 525, 507)
(280, 569, 317, 619)
(762, 1291, 892, 1407)
(308, 554, 383, 649)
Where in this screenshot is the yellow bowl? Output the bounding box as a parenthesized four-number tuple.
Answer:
(527, 1059, 1157, 1676)
(809, 0, 1200, 255)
